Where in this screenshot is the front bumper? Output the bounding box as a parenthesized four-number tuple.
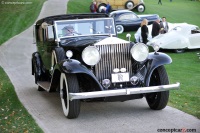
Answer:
(69, 82, 180, 101)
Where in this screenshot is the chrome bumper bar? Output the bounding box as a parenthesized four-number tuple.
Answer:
(69, 82, 180, 101)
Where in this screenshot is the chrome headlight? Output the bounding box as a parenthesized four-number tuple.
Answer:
(82, 46, 100, 66)
(130, 43, 149, 62)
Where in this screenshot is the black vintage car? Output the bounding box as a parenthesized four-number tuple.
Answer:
(32, 13, 180, 119)
(109, 10, 160, 34)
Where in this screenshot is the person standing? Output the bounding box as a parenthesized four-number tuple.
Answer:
(141, 19, 149, 44)
(158, 0, 162, 5)
(151, 19, 161, 38)
(90, 1, 98, 13)
(160, 17, 169, 34)
(106, 2, 112, 13)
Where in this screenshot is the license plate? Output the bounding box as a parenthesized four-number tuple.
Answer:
(111, 73, 129, 83)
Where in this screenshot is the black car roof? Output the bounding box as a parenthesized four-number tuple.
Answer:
(36, 13, 109, 25)
(109, 10, 136, 17)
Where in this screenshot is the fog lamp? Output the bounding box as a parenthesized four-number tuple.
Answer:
(130, 76, 139, 85)
(102, 79, 111, 89)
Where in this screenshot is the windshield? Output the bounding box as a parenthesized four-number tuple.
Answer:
(54, 18, 116, 39)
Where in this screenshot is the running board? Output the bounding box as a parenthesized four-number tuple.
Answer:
(37, 81, 51, 91)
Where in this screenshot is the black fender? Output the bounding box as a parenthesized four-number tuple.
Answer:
(32, 52, 43, 76)
(56, 59, 104, 91)
(145, 52, 172, 86)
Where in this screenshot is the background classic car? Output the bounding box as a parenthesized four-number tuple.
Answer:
(135, 22, 188, 43)
(96, 0, 145, 13)
(32, 13, 179, 119)
(109, 10, 160, 34)
(147, 23, 200, 53)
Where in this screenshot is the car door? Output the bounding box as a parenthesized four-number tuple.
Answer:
(42, 26, 56, 71)
(117, 12, 141, 29)
(36, 24, 56, 72)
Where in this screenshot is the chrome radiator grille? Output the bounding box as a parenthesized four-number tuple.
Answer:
(95, 43, 132, 82)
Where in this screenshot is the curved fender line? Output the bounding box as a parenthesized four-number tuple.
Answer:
(51, 59, 104, 91)
(145, 52, 172, 87)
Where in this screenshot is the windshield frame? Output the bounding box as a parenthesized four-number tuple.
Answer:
(54, 17, 116, 39)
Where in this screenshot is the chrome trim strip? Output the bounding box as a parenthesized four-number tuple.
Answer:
(69, 82, 180, 101)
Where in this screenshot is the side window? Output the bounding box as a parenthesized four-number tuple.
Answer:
(46, 26, 54, 40)
(36, 23, 54, 42)
(118, 13, 138, 21)
(131, 14, 137, 19)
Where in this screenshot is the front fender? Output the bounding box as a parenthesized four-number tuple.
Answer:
(57, 59, 104, 91)
(145, 52, 172, 86)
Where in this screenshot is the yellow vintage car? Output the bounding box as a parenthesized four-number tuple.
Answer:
(96, 0, 145, 13)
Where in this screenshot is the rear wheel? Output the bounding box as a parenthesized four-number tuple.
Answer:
(137, 5, 145, 12)
(60, 73, 80, 119)
(125, 1, 134, 10)
(146, 66, 169, 110)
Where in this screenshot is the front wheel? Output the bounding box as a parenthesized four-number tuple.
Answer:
(51, 47, 65, 69)
(60, 73, 80, 119)
(146, 66, 169, 110)
(116, 25, 124, 34)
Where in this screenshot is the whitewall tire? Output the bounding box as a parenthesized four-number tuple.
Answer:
(116, 25, 124, 34)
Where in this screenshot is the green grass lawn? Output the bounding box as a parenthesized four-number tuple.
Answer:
(0, 0, 45, 132)
(166, 50, 200, 119)
(67, 0, 200, 119)
(0, 67, 43, 133)
(0, 0, 45, 46)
